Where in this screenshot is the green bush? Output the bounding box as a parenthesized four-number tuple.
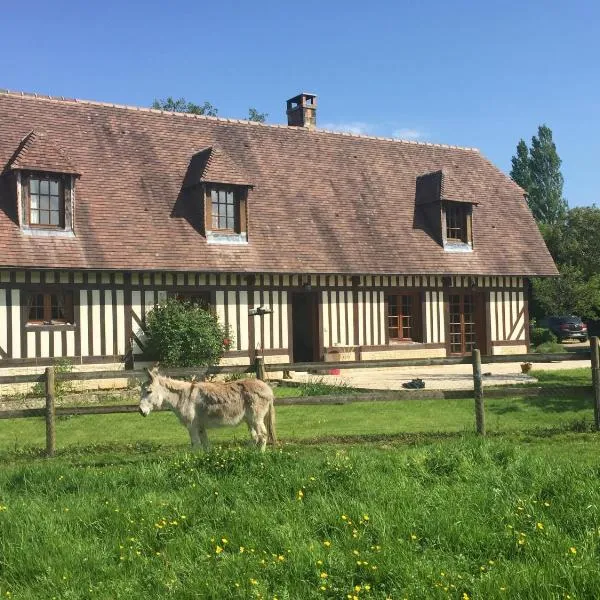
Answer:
(530, 327, 557, 347)
(145, 298, 230, 367)
(533, 341, 564, 354)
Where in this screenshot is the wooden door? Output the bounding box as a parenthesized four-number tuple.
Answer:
(448, 292, 488, 355)
(291, 292, 320, 362)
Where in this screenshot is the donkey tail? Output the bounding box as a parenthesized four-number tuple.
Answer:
(266, 401, 277, 446)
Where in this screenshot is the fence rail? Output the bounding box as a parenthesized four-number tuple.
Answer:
(1, 341, 599, 456)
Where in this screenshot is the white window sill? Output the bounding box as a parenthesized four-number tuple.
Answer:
(206, 231, 248, 245)
(444, 241, 472, 253)
(21, 227, 75, 238)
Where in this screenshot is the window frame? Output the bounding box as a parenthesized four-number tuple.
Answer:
(386, 292, 423, 343)
(23, 172, 66, 229)
(443, 201, 472, 245)
(205, 184, 247, 235)
(24, 289, 75, 328)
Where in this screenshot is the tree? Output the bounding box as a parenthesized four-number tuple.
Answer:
(531, 265, 600, 321)
(145, 298, 231, 367)
(152, 97, 218, 117)
(151, 98, 268, 122)
(248, 108, 268, 123)
(510, 125, 567, 225)
(510, 139, 531, 192)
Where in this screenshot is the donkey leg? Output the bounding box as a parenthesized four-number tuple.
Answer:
(255, 421, 268, 452)
(198, 427, 210, 451)
(246, 422, 259, 447)
(187, 425, 202, 449)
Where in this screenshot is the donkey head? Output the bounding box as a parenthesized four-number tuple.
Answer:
(139, 365, 163, 416)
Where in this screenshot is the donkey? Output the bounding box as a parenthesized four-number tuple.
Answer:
(139, 366, 276, 451)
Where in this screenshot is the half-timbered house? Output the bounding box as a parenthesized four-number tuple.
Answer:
(0, 91, 557, 374)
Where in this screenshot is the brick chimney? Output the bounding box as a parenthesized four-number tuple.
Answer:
(286, 93, 317, 129)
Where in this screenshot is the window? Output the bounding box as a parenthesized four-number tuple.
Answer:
(448, 294, 476, 355)
(444, 202, 472, 244)
(387, 294, 422, 342)
(25, 291, 74, 325)
(206, 185, 247, 237)
(211, 188, 236, 231)
(27, 174, 64, 227)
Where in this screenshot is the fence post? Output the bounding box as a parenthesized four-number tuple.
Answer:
(590, 336, 600, 431)
(254, 356, 266, 381)
(45, 367, 56, 457)
(472, 349, 485, 436)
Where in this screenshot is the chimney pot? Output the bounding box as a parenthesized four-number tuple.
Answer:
(286, 93, 317, 129)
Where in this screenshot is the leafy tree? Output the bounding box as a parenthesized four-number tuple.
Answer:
(248, 108, 268, 123)
(145, 298, 231, 367)
(151, 98, 268, 123)
(510, 125, 567, 224)
(510, 139, 531, 192)
(152, 97, 218, 116)
(531, 265, 600, 321)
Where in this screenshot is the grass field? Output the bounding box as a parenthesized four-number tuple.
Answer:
(1, 436, 600, 599)
(1, 368, 599, 598)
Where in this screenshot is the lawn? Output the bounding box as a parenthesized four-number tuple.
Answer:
(1, 436, 600, 599)
(0, 369, 597, 458)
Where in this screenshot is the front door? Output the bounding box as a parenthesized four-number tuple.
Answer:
(448, 292, 488, 355)
(291, 292, 320, 362)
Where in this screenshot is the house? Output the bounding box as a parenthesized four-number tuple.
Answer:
(0, 90, 557, 374)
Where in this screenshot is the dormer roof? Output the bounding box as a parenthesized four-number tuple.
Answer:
(8, 130, 80, 175)
(184, 145, 252, 188)
(416, 168, 486, 205)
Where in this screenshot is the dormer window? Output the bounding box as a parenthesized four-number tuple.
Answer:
(27, 173, 65, 227)
(8, 130, 79, 236)
(445, 201, 471, 244)
(183, 145, 252, 245)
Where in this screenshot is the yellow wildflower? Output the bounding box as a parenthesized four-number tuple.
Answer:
(239, 546, 245, 553)
(320, 572, 328, 579)
(363, 514, 369, 521)
(215, 545, 223, 554)
(354, 585, 361, 592)
(536, 522, 544, 530)
(569, 547, 577, 554)
(250, 578, 258, 585)
(410, 533, 417, 540)
(323, 540, 331, 547)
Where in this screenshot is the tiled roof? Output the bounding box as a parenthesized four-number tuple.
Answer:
(0, 90, 557, 276)
(8, 129, 79, 175)
(184, 145, 253, 188)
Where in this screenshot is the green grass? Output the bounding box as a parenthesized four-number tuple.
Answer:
(1, 437, 600, 599)
(531, 367, 592, 388)
(0, 391, 595, 458)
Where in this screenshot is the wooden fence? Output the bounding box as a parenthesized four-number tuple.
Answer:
(1, 340, 599, 457)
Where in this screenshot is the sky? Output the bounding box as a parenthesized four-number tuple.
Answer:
(1, 0, 598, 206)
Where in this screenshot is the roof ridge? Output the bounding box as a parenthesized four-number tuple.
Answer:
(0, 88, 480, 153)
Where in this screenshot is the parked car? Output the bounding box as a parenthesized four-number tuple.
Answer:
(539, 316, 588, 342)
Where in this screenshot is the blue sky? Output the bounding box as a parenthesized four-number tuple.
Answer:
(1, 0, 598, 206)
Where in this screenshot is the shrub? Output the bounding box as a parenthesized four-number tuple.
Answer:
(533, 341, 564, 354)
(145, 298, 230, 367)
(530, 327, 557, 347)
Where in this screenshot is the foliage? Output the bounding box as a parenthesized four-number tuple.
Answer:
(151, 96, 218, 116)
(531, 265, 600, 321)
(248, 107, 268, 122)
(2, 439, 600, 598)
(298, 377, 352, 397)
(529, 327, 557, 347)
(31, 358, 74, 400)
(151, 98, 268, 123)
(145, 297, 229, 367)
(542, 206, 600, 279)
(510, 125, 567, 224)
(533, 341, 565, 354)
